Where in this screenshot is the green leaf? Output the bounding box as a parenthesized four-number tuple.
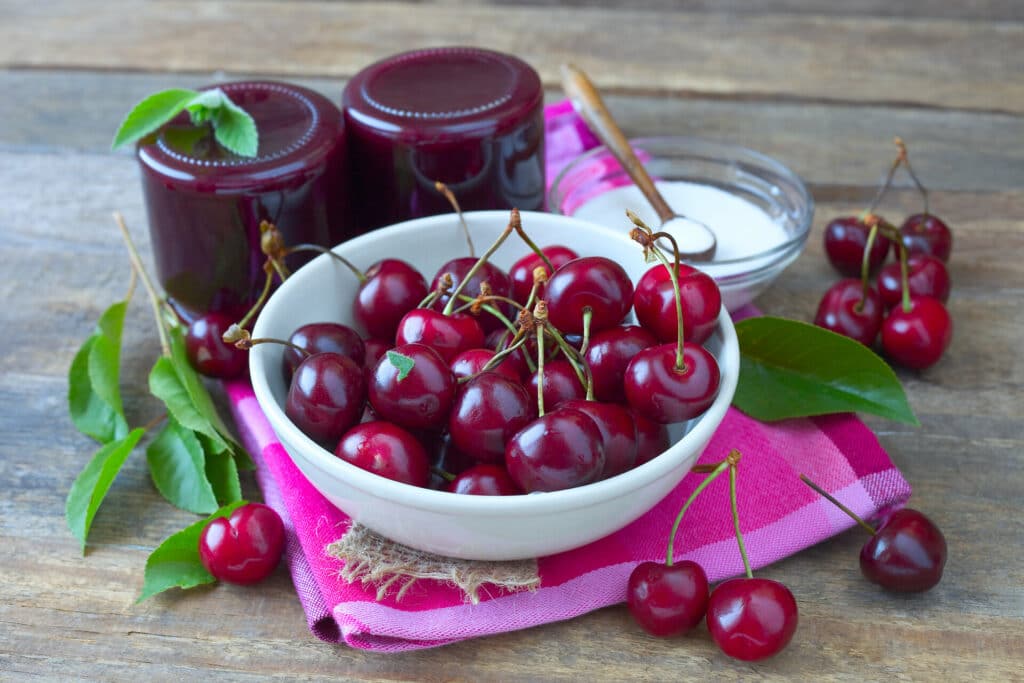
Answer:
(111, 88, 198, 149)
(732, 316, 919, 425)
(149, 356, 231, 454)
(386, 350, 416, 382)
(137, 500, 247, 602)
(205, 448, 242, 505)
(185, 88, 258, 157)
(68, 301, 130, 443)
(66, 428, 145, 552)
(146, 418, 219, 515)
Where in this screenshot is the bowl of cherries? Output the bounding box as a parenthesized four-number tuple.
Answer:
(247, 209, 739, 560)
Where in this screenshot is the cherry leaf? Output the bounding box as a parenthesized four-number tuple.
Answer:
(185, 88, 258, 157)
(732, 316, 918, 425)
(204, 448, 242, 505)
(146, 417, 219, 515)
(111, 88, 198, 150)
(387, 350, 416, 381)
(137, 500, 247, 603)
(68, 300, 130, 444)
(66, 428, 146, 553)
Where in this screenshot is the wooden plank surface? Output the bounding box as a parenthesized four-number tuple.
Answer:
(3, 1, 1023, 113)
(2, 1, 1023, 680)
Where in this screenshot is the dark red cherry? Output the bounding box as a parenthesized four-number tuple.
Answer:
(633, 412, 670, 466)
(505, 408, 606, 492)
(562, 399, 637, 478)
(185, 313, 248, 378)
(334, 421, 430, 487)
(627, 560, 709, 637)
(449, 348, 520, 382)
(529, 359, 586, 410)
(900, 213, 952, 262)
(633, 263, 722, 346)
(395, 309, 486, 363)
(285, 352, 366, 445)
(449, 373, 536, 464)
(813, 278, 884, 346)
(508, 245, 579, 304)
(877, 254, 951, 308)
(624, 343, 721, 424)
(824, 216, 892, 276)
(368, 343, 455, 430)
(545, 256, 634, 334)
(881, 296, 952, 370)
(585, 325, 658, 403)
(354, 259, 429, 340)
(198, 503, 285, 585)
(484, 329, 531, 380)
(283, 322, 365, 382)
(860, 508, 946, 592)
(430, 257, 513, 333)
(707, 578, 798, 661)
(446, 464, 523, 495)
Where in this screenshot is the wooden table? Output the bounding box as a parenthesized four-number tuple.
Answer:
(2, 2, 1022, 680)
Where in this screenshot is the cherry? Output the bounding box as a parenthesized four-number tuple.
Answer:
(368, 343, 455, 431)
(285, 352, 366, 445)
(198, 503, 285, 585)
(485, 329, 531, 380)
(505, 407, 606, 492)
(185, 313, 248, 378)
(707, 578, 799, 661)
(354, 259, 429, 340)
(334, 421, 430, 487)
(430, 257, 513, 332)
(877, 254, 950, 308)
(562, 399, 637, 478)
(528, 359, 586, 411)
(633, 412, 670, 466)
(860, 508, 947, 592)
(446, 464, 523, 495)
(633, 263, 721, 346)
(880, 296, 952, 370)
(900, 213, 952, 262)
(624, 343, 721, 424)
(448, 373, 535, 464)
(813, 278, 884, 346)
(449, 348, 520, 382)
(585, 325, 658, 403)
(283, 322, 365, 382)
(627, 561, 709, 637)
(508, 245, 579, 304)
(545, 256, 634, 334)
(824, 216, 892, 276)
(395, 309, 486, 363)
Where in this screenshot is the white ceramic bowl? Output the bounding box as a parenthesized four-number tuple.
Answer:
(250, 210, 739, 560)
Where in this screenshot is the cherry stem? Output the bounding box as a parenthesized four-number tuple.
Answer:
(536, 323, 546, 417)
(431, 465, 456, 483)
(286, 244, 366, 284)
(227, 330, 310, 357)
(650, 236, 687, 371)
(665, 459, 731, 566)
(726, 452, 752, 579)
(140, 411, 168, 433)
(235, 263, 276, 331)
(464, 332, 529, 382)
(895, 137, 930, 215)
(113, 212, 170, 357)
(864, 156, 901, 217)
(435, 181, 475, 257)
(579, 308, 593, 358)
(451, 293, 526, 317)
(858, 222, 880, 309)
(544, 323, 591, 397)
(442, 210, 518, 316)
(511, 216, 556, 275)
(799, 474, 877, 535)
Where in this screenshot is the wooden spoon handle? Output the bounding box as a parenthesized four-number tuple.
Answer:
(560, 63, 675, 225)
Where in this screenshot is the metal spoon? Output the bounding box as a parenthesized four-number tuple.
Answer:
(560, 63, 717, 262)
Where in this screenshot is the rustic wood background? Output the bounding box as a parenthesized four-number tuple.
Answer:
(1, 1, 1022, 680)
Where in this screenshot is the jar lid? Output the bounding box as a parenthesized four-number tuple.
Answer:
(138, 81, 344, 189)
(342, 47, 543, 142)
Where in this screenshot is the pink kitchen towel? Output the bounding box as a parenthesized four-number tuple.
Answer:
(221, 102, 912, 651)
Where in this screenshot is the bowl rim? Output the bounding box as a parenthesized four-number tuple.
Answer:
(249, 210, 740, 518)
(547, 135, 815, 270)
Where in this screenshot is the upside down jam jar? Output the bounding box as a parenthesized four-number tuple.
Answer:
(137, 81, 350, 321)
(342, 47, 545, 232)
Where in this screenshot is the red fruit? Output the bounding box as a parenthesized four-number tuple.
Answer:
(395, 309, 485, 363)
(624, 343, 721, 424)
(283, 322, 364, 382)
(707, 578, 798, 661)
(900, 213, 952, 262)
(632, 263, 722, 346)
(585, 325, 658, 403)
(505, 408, 606, 492)
(449, 348, 520, 382)
(430, 257, 513, 333)
(368, 343, 455, 431)
(354, 259, 428, 340)
(881, 296, 952, 369)
(508, 245, 579, 304)
(448, 373, 535, 464)
(824, 216, 891, 276)
(633, 412, 669, 466)
(561, 399, 637, 479)
(529, 359, 586, 411)
(185, 313, 248, 379)
(860, 508, 947, 592)
(877, 254, 950, 308)
(813, 278, 884, 346)
(334, 421, 430, 487)
(198, 503, 285, 585)
(545, 257, 634, 334)
(285, 352, 366, 445)
(447, 464, 523, 495)
(627, 560, 709, 637)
